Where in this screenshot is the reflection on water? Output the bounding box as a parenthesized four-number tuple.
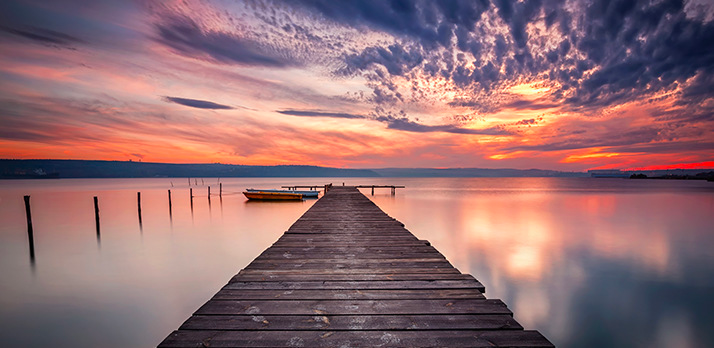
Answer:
(367, 178, 714, 348)
(1, 177, 713, 347)
(0, 178, 319, 347)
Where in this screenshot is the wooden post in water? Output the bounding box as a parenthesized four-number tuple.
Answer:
(208, 186, 211, 198)
(371, 186, 375, 196)
(137, 192, 143, 226)
(190, 188, 194, 212)
(168, 190, 173, 218)
(219, 183, 222, 197)
(391, 186, 395, 195)
(93, 196, 100, 238)
(23, 195, 35, 262)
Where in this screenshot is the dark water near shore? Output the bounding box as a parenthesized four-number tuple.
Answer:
(1, 177, 713, 347)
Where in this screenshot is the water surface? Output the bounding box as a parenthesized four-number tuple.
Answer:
(1, 177, 713, 347)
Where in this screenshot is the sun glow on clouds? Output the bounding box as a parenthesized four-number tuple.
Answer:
(562, 150, 624, 163)
(0, 0, 712, 169)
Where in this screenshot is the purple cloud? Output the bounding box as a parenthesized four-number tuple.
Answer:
(162, 96, 234, 110)
(154, 15, 297, 68)
(276, 109, 366, 119)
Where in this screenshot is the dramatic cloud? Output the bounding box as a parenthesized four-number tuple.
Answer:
(372, 108, 513, 135)
(277, 107, 508, 135)
(276, 109, 366, 119)
(280, 0, 490, 49)
(382, 117, 512, 135)
(276, 0, 714, 116)
(162, 97, 234, 110)
(0, 0, 712, 170)
(154, 15, 298, 67)
(503, 99, 558, 111)
(0, 26, 84, 47)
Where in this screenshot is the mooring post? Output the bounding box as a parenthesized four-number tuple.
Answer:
(391, 186, 395, 195)
(93, 196, 100, 237)
(219, 183, 222, 197)
(137, 192, 143, 226)
(208, 186, 211, 198)
(190, 188, 194, 213)
(371, 186, 375, 196)
(168, 189, 173, 217)
(24, 195, 35, 262)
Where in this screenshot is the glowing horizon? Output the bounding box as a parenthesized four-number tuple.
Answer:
(1, 0, 713, 171)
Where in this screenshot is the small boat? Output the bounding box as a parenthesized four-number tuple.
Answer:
(246, 188, 319, 198)
(243, 191, 303, 200)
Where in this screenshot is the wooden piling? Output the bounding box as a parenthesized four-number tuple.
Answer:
(158, 186, 552, 348)
(23, 195, 35, 262)
(219, 183, 222, 197)
(168, 190, 173, 218)
(93, 196, 100, 237)
(137, 192, 142, 226)
(190, 188, 194, 213)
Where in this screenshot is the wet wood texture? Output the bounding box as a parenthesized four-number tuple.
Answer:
(158, 186, 553, 347)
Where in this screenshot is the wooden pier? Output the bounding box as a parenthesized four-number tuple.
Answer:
(158, 186, 553, 347)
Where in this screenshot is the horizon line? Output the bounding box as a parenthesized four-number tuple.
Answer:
(3, 158, 714, 173)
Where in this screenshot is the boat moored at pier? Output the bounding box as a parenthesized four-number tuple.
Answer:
(242, 191, 303, 200)
(246, 188, 319, 197)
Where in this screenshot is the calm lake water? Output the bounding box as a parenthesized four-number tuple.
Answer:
(1, 177, 713, 347)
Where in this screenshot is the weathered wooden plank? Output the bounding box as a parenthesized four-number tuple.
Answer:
(195, 299, 511, 315)
(255, 250, 446, 262)
(224, 280, 485, 292)
(212, 288, 486, 300)
(255, 252, 446, 260)
(285, 228, 404, 237)
(230, 273, 477, 282)
(274, 235, 421, 242)
(236, 267, 463, 275)
(270, 242, 427, 247)
(275, 235, 420, 240)
(261, 246, 441, 253)
(243, 262, 454, 270)
(287, 223, 406, 228)
(179, 314, 518, 330)
(272, 239, 428, 245)
(249, 258, 449, 264)
(158, 330, 554, 347)
(286, 225, 407, 229)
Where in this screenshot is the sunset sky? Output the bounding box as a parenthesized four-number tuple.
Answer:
(1, 0, 713, 170)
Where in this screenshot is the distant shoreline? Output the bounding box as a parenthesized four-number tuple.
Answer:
(1, 159, 586, 179)
(630, 172, 714, 181)
(2, 159, 712, 179)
